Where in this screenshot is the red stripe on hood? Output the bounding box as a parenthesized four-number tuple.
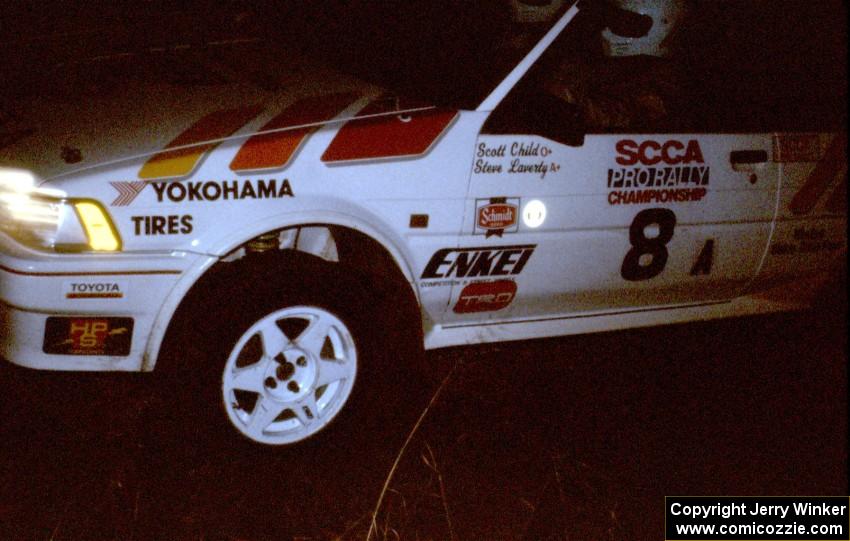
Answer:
(322, 96, 456, 163)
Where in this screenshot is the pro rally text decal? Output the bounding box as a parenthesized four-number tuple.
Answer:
(608, 139, 708, 205)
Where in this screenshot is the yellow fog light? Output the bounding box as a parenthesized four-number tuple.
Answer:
(74, 201, 121, 251)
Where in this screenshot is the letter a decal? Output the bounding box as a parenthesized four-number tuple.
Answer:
(690, 239, 714, 276)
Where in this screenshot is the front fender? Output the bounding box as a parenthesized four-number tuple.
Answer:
(142, 198, 419, 371)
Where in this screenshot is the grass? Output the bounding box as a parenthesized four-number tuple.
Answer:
(1, 310, 845, 540)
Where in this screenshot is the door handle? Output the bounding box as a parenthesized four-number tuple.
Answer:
(730, 150, 768, 165)
(730, 150, 768, 179)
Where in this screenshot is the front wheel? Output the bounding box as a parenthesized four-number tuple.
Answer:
(222, 305, 358, 445)
(162, 252, 424, 449)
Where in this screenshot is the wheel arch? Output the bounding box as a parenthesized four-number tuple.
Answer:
(143, 214, 422, 372)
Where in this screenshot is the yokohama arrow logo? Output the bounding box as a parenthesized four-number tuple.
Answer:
(110, 181, 147, 206)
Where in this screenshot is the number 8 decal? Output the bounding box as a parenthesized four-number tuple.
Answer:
(621, 208, 677, 281)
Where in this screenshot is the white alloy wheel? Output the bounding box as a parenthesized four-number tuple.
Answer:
(221, 306, 358, 445)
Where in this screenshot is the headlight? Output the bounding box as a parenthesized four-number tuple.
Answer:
(0, 168, 121, 252)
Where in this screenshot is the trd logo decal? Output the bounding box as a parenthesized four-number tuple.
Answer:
(453, 280, 517, 313)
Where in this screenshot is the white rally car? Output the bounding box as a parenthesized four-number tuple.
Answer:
(1, 1, 846, 445)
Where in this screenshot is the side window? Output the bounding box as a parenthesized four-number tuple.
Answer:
(485, 0, 847, 137)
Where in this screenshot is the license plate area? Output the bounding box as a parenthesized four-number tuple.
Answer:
(43, 317, 134, 356)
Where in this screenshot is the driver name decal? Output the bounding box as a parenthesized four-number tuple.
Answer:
(473, 140, 561, 179)
(608, 139, 709, 205)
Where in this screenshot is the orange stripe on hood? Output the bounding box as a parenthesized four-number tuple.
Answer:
(139, 105, 263, 179)
(230, 92, 359, 172)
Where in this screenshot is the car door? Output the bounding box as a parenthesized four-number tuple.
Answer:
(442, 6, 780, 324)
(445, 131, 777, 324)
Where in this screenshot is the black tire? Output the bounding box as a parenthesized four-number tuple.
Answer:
(157, 250, 425, 451)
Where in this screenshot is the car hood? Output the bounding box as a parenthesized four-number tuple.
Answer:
(0, 50, 426, 182)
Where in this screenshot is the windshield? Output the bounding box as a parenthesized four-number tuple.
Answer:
(1, 1, 569, 111)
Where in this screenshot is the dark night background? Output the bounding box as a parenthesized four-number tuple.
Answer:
(1, 308, 845, 539)
(1, 1, 847, 539)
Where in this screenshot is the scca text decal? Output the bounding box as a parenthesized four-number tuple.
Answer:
(110, 178, 294, 206)
(421, 245, 535, 287)
(608, 139, 708, 205)
(131, 215, 193, 235)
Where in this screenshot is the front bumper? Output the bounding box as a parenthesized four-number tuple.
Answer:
(0, 233, 208, 371)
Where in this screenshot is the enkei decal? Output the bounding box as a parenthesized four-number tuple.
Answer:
(453, 280, 517, 313)
(43, 317, 134, 356)
(139, 105, 264, 179)
(770, 227, 843, 256)
(63, 280, 128, 300)
(473, 141, 560, 179)
(475, 197, 519, 237)
(421, 245, 535, 286)
(608, 139, 708, 205)
(109, 178, 294, 206)
(131, 215, 193, 235)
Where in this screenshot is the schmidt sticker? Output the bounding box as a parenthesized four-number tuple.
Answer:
(63, 280, 128, 300)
